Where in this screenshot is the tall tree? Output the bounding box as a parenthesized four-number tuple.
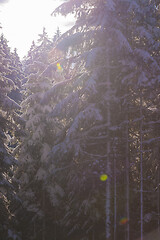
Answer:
(0, 33, 22, 240)
(16, 29, 55, 240)
(14, 0, 160, 239)
(48, 0, 160, 239)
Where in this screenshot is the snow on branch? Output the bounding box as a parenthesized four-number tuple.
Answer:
(12, 113, 25, 126)
(134, 48, 153, 63)
(0, 178, 13, 189)
(4, 76, 16, 89)
(84, 73, 97, 94)
(49, 141, 68, 161)
(67, 104, 103, 138)
(136, 26, 154, 45)
(143, 137, 160, 145)
(51, 0, 83, 16)
(56, 32, 84, 52)
(105, 0, 115, 11)
(128, 1, 140, 13)
(138, 71, 148, 85)
(2, 96, 21, 110)
(134, 48, 160, 72)
(111, 28, 132, 52)
(85, 47, 104, 68)
(41, 78, 72, 105)
(121, 72, 135, 84)
(49, 91, 80, 118)
(35, 168, 47, 181)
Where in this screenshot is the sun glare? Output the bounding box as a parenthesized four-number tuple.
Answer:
(0, 0, 74, 58)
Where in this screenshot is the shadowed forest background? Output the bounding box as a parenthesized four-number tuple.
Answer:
(1, 0, 160, 239)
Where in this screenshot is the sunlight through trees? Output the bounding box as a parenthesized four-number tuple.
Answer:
(1, 0, 160, 240)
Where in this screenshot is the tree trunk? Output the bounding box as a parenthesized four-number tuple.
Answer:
(42, 188, 46, 240)
(158, 163, 160, 232)
(140, 90, 143, 240)
(92, 228, 95, 240)
(33, 220, 36, 239)
(114, 146, 117, 240)
(106, 54, 111, 239)
(54, 209, 57, 240)
(126, 108, 130, 240)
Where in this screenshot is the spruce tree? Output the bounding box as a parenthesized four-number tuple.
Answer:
(0, 33, 22, 240)
(47, 0, 160, 239)
(16, 29, 57, 240)
(13, 0, 160, 239)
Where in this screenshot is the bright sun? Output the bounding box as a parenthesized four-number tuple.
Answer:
(0, 0, 74, 58)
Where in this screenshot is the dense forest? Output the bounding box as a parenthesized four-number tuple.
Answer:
(1, 0, 160, 239)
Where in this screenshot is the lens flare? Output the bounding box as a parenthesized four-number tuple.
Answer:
(100, 174, 108, 181)
(57, 63, 63, 72)
(119, 217, 128, 225)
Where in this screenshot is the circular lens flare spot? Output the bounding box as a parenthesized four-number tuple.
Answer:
(119, 217, 128, 225)
(57, 63, 63, 72)
(100, 174, 108, 181)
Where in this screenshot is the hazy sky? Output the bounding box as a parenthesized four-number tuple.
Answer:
(0, 0, 9, 4)
(0, 0, 74, 58)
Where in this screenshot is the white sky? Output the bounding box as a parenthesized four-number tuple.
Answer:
(0, 0, 74, 59)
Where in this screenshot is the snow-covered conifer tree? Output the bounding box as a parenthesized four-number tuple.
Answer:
(16, 29, 56, 240)
(0, 33, 22, 240)
(47, 0, 160, 239)
(11, 0, 160, 239)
